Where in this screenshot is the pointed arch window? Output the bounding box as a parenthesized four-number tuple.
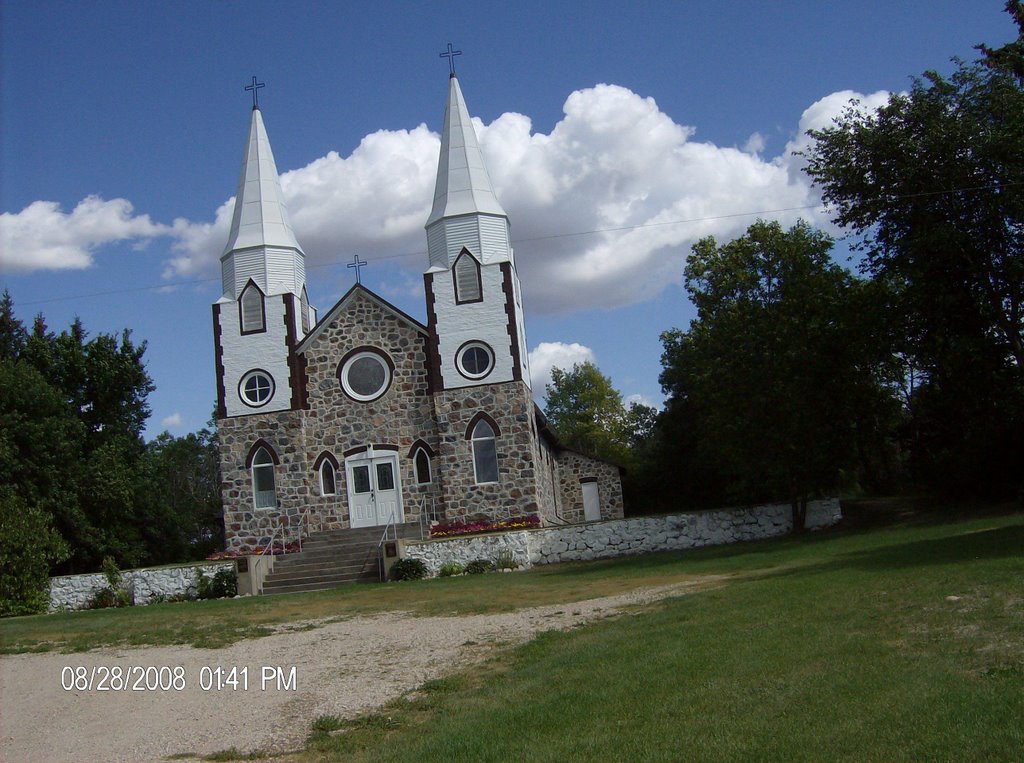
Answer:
(239, 281, 266, 334)
(467, 415, 500, 484)
(314, 451, 340, 496)
(453, 250, 482, 304)
(320, 460, 337, 496)
(251, 447, 277, 509)
(300, 287, 311, 335)
(414, 447, 431, 484)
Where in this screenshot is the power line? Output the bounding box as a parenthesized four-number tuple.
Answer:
(14, 180, 1018, 307)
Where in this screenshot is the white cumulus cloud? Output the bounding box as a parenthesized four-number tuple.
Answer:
(6, 85, 895, 309)
(0, 196, 171, 274)
(161, 412, 183, 428)
(528, 341, 596, 398)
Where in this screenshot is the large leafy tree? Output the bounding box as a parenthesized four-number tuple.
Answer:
(136, 427, 223, 564)
(659, 221, 879, 529)
(543, 361, 633, 464)
(803, 8, 1024, 495)
(0, 291, 155, 574)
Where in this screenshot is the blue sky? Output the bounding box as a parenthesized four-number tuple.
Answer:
(1, 1, 1016, 438)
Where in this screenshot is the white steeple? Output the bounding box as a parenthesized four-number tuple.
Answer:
(425, 74, 512, 271)
(220, 105, 306, 299)
(426, 74, 507, 226)
(423, 68, 531, 392)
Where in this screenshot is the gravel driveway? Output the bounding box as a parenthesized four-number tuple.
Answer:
(0, 580, 717, 762)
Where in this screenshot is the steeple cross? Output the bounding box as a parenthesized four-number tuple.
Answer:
(440, 43, 462, 76)
(245, 76, 265, 109)
(348, 255, 368, 284)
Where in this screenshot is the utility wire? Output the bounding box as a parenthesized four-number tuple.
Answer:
(13, 180, 1019, 307)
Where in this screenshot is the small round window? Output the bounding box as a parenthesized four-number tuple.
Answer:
(340, 350, 392, 401)
(239, 370, 274, 407)
(456, 341, 494, 380)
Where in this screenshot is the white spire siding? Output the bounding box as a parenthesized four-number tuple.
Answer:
(426, 76, 507, 227)
(219, 107, 306, 299)
(425, 76, 512, 270)
(224, 108, 303, 255)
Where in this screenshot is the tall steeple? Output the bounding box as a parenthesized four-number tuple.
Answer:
(426, 74, 507, 227)
(424, 74, 511, 271)
(423, 65, 531, 392)
(220, 103, 306, 300)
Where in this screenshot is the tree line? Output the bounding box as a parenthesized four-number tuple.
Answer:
(543, 5, 1023, 525)
(0, 293, 222, 615)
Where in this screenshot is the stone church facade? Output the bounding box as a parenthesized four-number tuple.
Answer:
(213, 71, 623, 553)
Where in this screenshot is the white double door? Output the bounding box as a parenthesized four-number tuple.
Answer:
(346, 450, 403, 528)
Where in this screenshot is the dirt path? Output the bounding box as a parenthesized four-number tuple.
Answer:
(0, 579, 720, 763)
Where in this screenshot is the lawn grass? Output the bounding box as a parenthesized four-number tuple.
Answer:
(291, 507, 1023, 762)
(0, 541, 716, 653)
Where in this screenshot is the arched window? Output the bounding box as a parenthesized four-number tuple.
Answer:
(251, 447, 277, 509)
(239, 281, 266, 334)
(470, 419, 498, 484)
(414, 447, 431, 484)
(300, 288, 311, 335)
(320, 459, 337, 496)
(453, 250, 482, 304)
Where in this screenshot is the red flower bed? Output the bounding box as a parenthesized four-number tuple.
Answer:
(430, 514, 540, 538)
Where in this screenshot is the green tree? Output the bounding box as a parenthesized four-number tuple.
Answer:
(803, 13, 1024, 496)
(659, 220, 880, 530)
(136, 427, 223, 563)
(0, 488, 70, 616)
(543, 361, 631, 464)
(0, 294, 155, 573)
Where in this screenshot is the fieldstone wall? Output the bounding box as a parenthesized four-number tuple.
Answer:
(554, 449, 624, 523)
(49, 561, 235, 612)
(302, 290, 441, 528)
(403, 498, 841, 575)
(431, 380, 542, 522)
(218, 409, 311, 553)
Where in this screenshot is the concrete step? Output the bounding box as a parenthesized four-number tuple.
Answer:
(257, 522, 422, 594)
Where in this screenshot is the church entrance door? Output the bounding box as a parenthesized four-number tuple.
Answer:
(346, 449, 404, 528)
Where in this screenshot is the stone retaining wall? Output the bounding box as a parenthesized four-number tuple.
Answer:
(403, 498, 842, 575)
(49, 561, 236, 612)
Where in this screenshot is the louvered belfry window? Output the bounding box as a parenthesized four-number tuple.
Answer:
(453, 251, 482, 304)
(240, 282, 266, 334)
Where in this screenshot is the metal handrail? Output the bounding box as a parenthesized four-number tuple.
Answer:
(375, 509, 398, 581)
(258, 524, 283, 557)
(296, 507, 322, 553)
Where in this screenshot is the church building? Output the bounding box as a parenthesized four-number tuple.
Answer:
(213, 67, 624, 553)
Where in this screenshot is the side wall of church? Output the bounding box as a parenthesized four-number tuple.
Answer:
(532, 434, 561, 525)
(301, 291, 441, 527)
(218, 409, 310, 553)
(555, 450, 625, 524)
(432, 380, 543, 522)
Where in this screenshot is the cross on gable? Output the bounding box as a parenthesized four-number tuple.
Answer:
(440, 43, 462, 77)
(348, 255, 368, 284)
(245, 76, 265, 109)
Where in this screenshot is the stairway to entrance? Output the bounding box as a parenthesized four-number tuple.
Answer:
(260, 522, 424, 595)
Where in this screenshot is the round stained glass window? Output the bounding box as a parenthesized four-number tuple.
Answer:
(239, 370, 274, 407)
(340, 350, 392, 401)
(456, 341, 494, 380)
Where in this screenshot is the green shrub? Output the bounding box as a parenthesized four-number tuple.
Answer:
(495, 550, 519, 570)
(438, 562, 465, 577)
(0, 489, 70, 617)
(89, 556, 133, 609)
(196, 566, 237, 599)
(389, 558, 428, 581)
(465, 559, 494, 575)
